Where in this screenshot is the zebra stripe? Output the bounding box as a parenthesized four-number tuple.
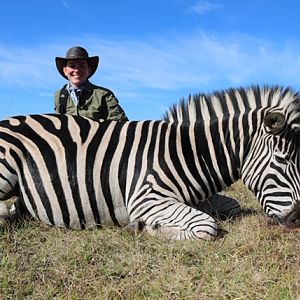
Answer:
(0, 85, 300, 240)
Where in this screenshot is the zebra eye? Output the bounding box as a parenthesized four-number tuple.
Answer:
(274, 154, 289, 164)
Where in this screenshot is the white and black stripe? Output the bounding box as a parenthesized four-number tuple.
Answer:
(0, 85, 300, 239)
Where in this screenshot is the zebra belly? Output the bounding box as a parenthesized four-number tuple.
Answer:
(21, 184, 129, 229)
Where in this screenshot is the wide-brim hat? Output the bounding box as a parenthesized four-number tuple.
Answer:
(55, 46, 99, 79)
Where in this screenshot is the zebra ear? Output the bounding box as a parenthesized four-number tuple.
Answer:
(264, 112, 286, 132)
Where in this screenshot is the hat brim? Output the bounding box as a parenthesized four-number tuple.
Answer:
(55, 56, 99, 79)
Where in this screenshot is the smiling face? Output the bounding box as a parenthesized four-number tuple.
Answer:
(63, 59, 91, 88)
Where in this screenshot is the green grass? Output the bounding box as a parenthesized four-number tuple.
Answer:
(0, 181, 300, 299)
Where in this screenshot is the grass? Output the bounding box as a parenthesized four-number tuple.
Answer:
(0, 181, 300, 300)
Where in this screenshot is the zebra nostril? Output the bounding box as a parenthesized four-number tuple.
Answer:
(294, 219, 300, 227)
(290, 215, 300, 227)
(287, 217, 300, 228)
(286, 203, 300, 228)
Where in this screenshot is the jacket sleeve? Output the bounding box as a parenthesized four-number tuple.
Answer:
(105, 92, 129, 121)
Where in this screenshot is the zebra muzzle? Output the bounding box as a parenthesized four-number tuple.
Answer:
(285, 203, 300, 228)
(270, 202, 300, 228)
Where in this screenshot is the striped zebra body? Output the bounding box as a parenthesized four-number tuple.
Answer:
(1, 85, 300, 240)
(0, 116, 218, 234)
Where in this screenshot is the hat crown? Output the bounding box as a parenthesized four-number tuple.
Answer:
(56, 46, 99, 79)
(66, 46, 89, 59)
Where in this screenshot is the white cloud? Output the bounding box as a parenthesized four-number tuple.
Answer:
(87, 33, 300, 91)
(186, 1, 223, 14)
(1, 33, 300, 93)
(61, 0, 69, 10)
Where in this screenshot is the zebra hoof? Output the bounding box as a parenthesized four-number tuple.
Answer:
(0, 202, 9, 216)
(127, 219, 145, 235)
(0, 202, 10, 230)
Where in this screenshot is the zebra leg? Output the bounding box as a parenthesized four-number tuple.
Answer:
(128, 200, 219, 240)
(197, 194, 241, 220)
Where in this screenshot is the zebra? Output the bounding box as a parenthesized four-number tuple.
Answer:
(0, 85, 300, 240)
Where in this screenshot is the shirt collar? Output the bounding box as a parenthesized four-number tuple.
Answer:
(67, 81, 92, 92)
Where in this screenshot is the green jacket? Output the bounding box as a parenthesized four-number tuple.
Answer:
(54, 81, 128, 121)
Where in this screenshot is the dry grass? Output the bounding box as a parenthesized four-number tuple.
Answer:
(1, 181, 300, 300)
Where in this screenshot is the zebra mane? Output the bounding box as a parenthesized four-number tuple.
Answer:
(163, 85, 300, 130)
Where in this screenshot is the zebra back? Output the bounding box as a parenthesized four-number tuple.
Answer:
(163, 86, 300, 128)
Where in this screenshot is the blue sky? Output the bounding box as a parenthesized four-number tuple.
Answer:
(1, 0, 300, 120)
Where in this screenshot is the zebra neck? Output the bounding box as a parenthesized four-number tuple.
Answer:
(176, 122, 241, 193)
(199, 114, 255, 175)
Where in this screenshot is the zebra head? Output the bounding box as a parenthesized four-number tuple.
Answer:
(241, 106, 300, 228)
